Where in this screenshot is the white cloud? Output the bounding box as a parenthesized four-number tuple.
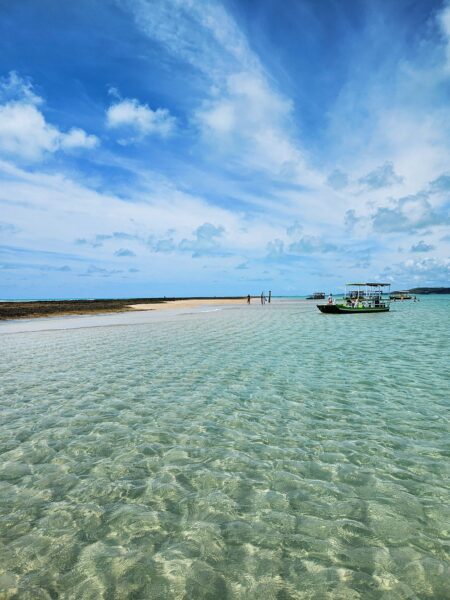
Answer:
(0, 158, 284, 268)
(382, 257, 450, 285)
(411, 240, 434, 253)
(196, 71, 316, 182)
(0, 103, 59, 161)
(371, 193, 448, 233)
(127, 0, 259, 80)
(178, 222, 225, 257)
(0, 72, 98, 162)
(358, 161, 404, 190)
(60, 128, 98, 150)
(106, 98, 175, 141)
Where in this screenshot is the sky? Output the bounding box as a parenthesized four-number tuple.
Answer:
(0, 0, 449, 298)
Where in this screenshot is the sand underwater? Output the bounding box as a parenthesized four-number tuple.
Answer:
(0, 297, 449, 598)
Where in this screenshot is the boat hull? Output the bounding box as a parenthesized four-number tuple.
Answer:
(317, 304, 389, 314)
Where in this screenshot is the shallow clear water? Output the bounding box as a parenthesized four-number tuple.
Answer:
(1, 297, 449, 599)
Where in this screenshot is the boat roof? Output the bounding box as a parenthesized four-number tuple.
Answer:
(366, 282, 390, 287)
(346, 282, 390, 287)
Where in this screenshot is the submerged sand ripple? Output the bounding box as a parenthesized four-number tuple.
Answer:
(0, 298, 449, 598)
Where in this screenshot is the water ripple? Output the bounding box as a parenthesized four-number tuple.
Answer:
(0, 298, 449, 598)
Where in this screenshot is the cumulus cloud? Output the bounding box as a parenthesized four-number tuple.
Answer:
(266, 239, 285, 259)
(266, 233, 340, 261)
(344, 209, 360, 232)
(179, 222, 225, 257)
(149, 237, 176, 253)
(327, 169, 348, 190)
(76, 231, 141, 248)
(0, 222, 19, 234)
(371, 193, 448, 233)
(411, 240, 434, 252)
(382, 257, 450, 285)
(106, 97, 175, 142)
(429, 173, 450, 193)
(358, 161, 404, 190)
(0, 72, 98, 162)
(59, 128, 98, 150)
(114, 248, 136, 257)
(286, 221, 303, 237)
(289, 235, 337, 254)
(79, 265, 123, 278)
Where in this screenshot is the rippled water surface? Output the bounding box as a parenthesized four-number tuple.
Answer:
(1, 298, 449, 599)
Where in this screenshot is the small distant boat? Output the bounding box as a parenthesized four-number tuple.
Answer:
(317, 283, 391, 314)
(306, 292, 325, 300)
(390, 291, 412, 300)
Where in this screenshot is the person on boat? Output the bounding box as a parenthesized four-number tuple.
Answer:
(327, 294, 333, 305)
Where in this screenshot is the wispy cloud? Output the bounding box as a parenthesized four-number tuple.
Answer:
(126, 0, 319, 185)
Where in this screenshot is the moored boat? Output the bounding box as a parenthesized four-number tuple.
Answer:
(317, 283, 391, 314)
(390, 291, 412, 300)
(306, 292, 325, 300)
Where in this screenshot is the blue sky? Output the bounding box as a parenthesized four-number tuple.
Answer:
(0, 0, 449, 298)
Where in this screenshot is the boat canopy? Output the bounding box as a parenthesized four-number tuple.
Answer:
(344, 282, 391, 300)
(346, 282, 390, 287)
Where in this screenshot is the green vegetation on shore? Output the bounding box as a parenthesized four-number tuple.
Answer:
(408, 287, 450, 294)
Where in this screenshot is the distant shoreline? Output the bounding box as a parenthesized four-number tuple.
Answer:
(0, 297, 246, 321)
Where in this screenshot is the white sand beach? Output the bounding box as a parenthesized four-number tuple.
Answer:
(128, 299, 247, 311)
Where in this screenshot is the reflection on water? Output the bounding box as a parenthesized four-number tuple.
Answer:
(1, 298, 449, 598)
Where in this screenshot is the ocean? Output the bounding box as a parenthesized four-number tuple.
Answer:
(0, 297, 449, 598)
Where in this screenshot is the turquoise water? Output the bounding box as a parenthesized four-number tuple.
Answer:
(0, 298, 449, 599)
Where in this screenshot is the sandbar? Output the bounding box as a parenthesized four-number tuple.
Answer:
(128, 298, 246, 311)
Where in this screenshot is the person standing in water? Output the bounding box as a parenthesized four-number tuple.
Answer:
(261, 291, 265, 305)
(268, 290, 272, 303)
(247, 294, 251, 304)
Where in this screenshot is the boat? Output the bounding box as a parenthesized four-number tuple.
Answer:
(317, 283, 391, 314)
(390, 291, 412, 300)
(306, 292, 325, 300)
